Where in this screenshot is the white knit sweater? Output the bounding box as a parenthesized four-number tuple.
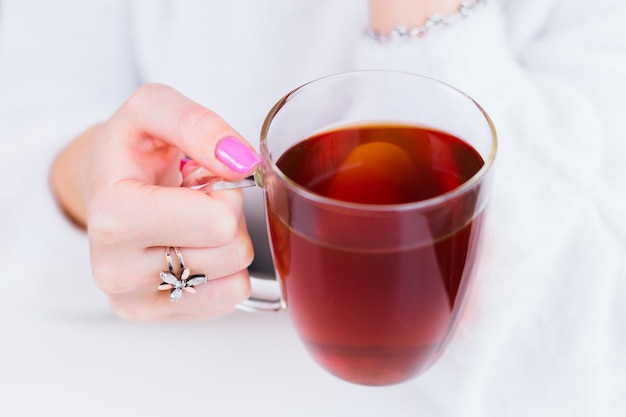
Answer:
(0, 1, 624, 416)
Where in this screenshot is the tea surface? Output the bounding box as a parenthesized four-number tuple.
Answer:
(276, 123, 483, 204)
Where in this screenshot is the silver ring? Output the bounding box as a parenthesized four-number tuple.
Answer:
(157, 247, 207, 302)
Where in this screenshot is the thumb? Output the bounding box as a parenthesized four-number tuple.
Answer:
(113, 83, 260, 183)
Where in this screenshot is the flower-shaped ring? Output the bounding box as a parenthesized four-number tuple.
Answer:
(157, 247, 207, 302)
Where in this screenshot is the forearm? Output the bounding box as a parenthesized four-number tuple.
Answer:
(49, 124, 103, 229)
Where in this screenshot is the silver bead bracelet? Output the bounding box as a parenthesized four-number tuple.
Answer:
(365, 0, 486, 43)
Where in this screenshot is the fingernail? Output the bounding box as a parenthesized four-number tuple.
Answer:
(180, 159, 202, 179)
(215, 136, 261, 174)
(179, 156, 192, 171)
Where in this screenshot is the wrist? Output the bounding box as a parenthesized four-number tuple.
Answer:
(369, 0, 465, 33)
(50, 124, 101, 230)
(367, 0, 485, 42)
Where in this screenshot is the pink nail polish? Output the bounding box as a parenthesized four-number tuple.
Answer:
(179, 156, 192, 171)
(215, 136, 260, 174)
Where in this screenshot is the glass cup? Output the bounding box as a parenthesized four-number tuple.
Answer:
(187, 70, 497, 386)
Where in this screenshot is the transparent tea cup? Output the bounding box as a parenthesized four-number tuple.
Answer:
(185, 70, 497, 385)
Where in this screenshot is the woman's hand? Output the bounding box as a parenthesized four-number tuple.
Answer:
(51, 83, 260, 322)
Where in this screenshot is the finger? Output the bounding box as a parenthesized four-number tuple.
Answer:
(107, 271, 251, 322)
(110, 83, 260, 183)
(88, 181, 247, 250)
(91, 217, 254, 295)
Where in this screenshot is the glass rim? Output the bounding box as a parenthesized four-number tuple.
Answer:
(259, 69, 498, 212)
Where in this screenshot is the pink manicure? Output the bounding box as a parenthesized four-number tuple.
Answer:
(179, 156, 192, 170)
(215, 136, 261, 174)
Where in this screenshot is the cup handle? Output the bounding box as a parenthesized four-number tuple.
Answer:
(181, 163, 263, 191)
(181, 164, 282, 312)
(186, 174, 258, 191)
(236, 275, 285, 313)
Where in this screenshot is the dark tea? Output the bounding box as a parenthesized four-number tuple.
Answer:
(266, 123, 486, 385)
